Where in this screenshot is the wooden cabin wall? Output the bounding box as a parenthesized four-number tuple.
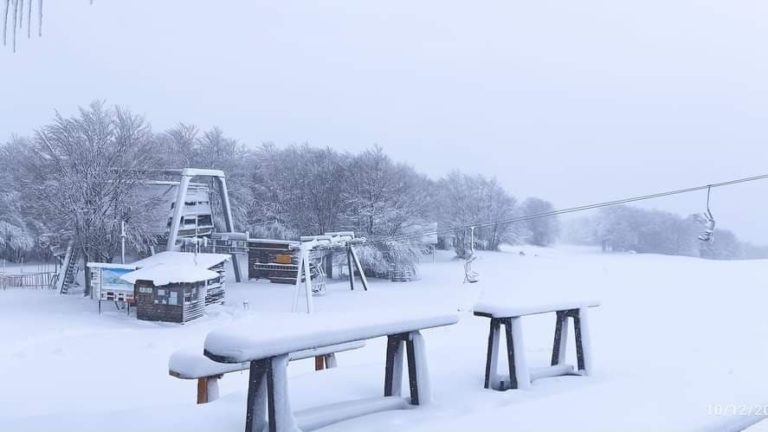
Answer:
(247, 241, 298, 282)
(205, 263, 226, 305)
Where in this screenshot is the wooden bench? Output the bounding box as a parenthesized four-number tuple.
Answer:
(169, 341, 365, 404)
(473, 300, 599, 390)
(203, 310, 459, 432)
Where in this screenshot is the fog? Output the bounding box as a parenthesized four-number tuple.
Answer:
(2, 0, 767, 242)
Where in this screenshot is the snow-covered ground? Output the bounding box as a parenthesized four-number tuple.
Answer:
(1, 246, 767, 431)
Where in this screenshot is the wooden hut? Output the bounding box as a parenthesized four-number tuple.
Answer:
(120, 264, 219, 323)
(130, 252, 229, 305)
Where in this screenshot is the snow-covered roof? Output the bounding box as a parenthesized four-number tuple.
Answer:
(86, 262, 138, 270)
(130, 251, 230, 270)
(120, 264, 219, 286)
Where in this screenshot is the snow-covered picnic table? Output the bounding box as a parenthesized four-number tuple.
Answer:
(474, 300, 600, 390)
(169, 341, 365, 404)
(203, 310, 459, 432)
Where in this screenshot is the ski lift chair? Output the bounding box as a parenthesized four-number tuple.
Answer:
(698, 186, 716, 242)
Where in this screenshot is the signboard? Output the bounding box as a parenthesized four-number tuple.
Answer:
(88, 263, 138, 301)
(101, 267, 134, 292)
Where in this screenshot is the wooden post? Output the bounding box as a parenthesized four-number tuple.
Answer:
(197, 377, 209, 404)
(324, 252, 333, 279)
(314, 355, 325, 371)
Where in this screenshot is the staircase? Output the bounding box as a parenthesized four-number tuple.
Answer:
(54, 243, 81, 294)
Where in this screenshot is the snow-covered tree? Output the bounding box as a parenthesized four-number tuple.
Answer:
(436, 171, 522, 257)
(158, 123, 198, 168)
(340, 147, 433, 273)
(248, 143, 349, 236)
(342, 146, 431, 237)
(190, 127, 253, 231)
(593, 206, 711, 257)
(520, 197, 560, 246)
(22, 101, 162, 295)
(699, 228, 742, 260)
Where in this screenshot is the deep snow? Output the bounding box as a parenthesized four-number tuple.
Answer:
(1, 246, 767, 431)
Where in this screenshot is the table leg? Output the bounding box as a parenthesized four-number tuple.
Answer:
(325, 353, 337, 368)
(245, 359, 269, 432)
(405, 337, 420, 405)
(508, 317, 530, 389)
(484, 319, 501, 389)
(574, 307, 592, 374)
(503, 319, 518, 390)
(267, 355, 297, 432)
(384, 334, 405, 397)
(551, 311, 569, 366)
(408, 331, 432, 405)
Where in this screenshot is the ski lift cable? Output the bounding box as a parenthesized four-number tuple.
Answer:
(375, 172, 768, 244)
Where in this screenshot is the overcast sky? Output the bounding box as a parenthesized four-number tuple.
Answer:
(2, 0, 768, 242)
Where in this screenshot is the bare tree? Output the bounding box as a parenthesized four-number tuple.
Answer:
(158, 123, 199, 168)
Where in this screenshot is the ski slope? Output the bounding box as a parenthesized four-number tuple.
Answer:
(1, 246, 767, 431)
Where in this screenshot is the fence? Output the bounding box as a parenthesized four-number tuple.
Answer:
(0, 270, 57, 290)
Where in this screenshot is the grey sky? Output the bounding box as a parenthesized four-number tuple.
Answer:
(2, 0, 768, 242)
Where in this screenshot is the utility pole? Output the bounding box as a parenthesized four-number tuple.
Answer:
(120, 220, 126, 264)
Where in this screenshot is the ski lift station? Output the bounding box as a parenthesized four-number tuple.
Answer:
(143, 181, 216, 239)
(55, 168, 405, 323)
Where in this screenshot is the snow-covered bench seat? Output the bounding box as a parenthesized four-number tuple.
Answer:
(203, 310, 459, 432)
(169, 341, 365, 404)
(474, 300, 600, 391)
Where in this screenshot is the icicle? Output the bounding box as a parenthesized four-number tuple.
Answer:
(25, 0, 30, 38)
(2, 0, 9, 46)
(17, 0, 22, 30)
(37, 0, 41, 37)
(12, 0, 18, 52)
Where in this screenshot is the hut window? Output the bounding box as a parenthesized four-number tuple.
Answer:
(168, 291, 178, 305)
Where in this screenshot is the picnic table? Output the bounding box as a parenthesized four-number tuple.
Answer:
(474, 300, 599, 390)
(169, 341, 365, 404)
(203, 310, 459, 432)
